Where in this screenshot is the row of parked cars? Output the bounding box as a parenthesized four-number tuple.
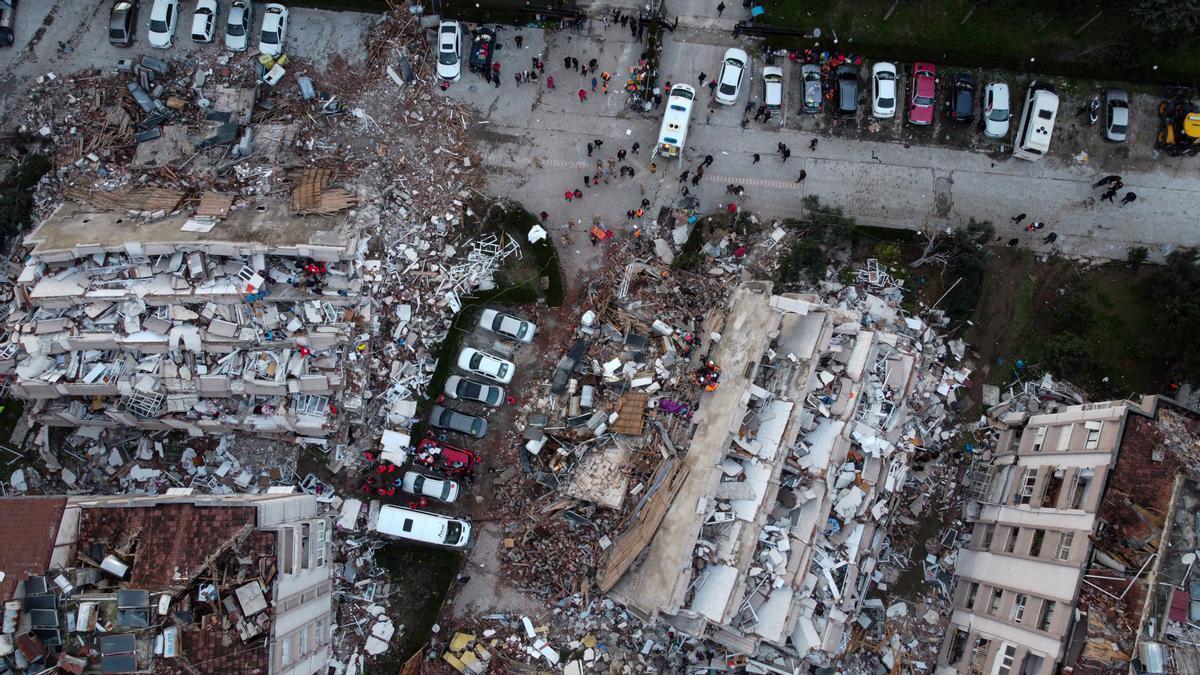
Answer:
(109, 0, 288, 55)
(372, 309, 538, 549)
(435, 20, 498, 82)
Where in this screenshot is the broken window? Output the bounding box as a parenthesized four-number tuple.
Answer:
(948, 628, 970, 664)
(1084, 421, 1103, 449)
(1031, 426, 1046, 452)
(1056, 532, 1074, 560)
(964, 581, 980, 609)
(281, 527, 295, 574)
(1029, 529, 1045, 557)
(1038, 600, 1056, 631)
(1011, 593, 1027, 623)
(976, 523, 996, 550)
(989, 588, 1003, 615)
(316, 519, 327, 567)
(1015, 467, 1038, 505)
(300, 523, 311, 570)
(995, 643, 1017, 675)
(1069, 469, 1094, 509)
(1040, 469, 1064, 508)
(1004, 527, 1019, 553)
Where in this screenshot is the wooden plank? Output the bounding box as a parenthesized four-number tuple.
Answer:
(612, 392, 649, 436)
(598, 461, 689, 592)
(195, 192, 234, 218)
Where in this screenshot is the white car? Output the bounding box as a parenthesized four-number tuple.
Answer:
(714, 48, 748, 106)
(457, 347, 515, 385)
(401, 472, 460, 503)
(871, 62, 897, 118)
(761, 65, 783, 111)
(226, 0, 254, 52)
(982, 82, 1011, 139)
(436, 20, 463, 82)
(258, 3, 288, 57)
(444, 375, 505, 407)
(479, 309, 536, 343)
(191, 0, 217, 43)
(147, 0, 180, 48)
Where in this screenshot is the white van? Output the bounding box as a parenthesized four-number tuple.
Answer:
(1012, 82, 1059, 161)
(374, 505, 472, 548)
(656, 84, 696, 160)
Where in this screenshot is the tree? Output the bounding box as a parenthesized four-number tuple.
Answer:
(1144, 248, 1200, 382)
(1127, 0, 1200, 35)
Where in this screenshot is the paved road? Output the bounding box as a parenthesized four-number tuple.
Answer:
(454, 5, 1200, 262)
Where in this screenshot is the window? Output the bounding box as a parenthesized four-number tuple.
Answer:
(981, 524, 996, 550)
(1056, 532, 1075, 560)
(298, 626, 309, 656)
(316, 520, 327, 567)
(1004, 527, 1019, 553)
(948, 628, 970, 664)
(1016, 467, 1038, 505)
(993, 643, 1017, 675)
(1055, 425, 1072, 451)
(964, 581, 980, 609)
(1031, 426, 1047, 452)
(1029, 529, 1045, 557)
(1041, 469, 1065, 508)
(315, 618, 327, 645)
(280, 637, 292, 666)
(1084, 421, 1103, 449)
(281, 527, 295, 574)
(969, 637, 993, 675)
(1069, 469, 1094, 509)
(300, 523, 311, 570)
(1038, 600, 1056, 631)
(1011, 593, 1027, 623)
(989, 588, 1003, 615)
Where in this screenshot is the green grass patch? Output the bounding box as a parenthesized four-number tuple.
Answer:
(492, 204, 565, 307)
(760, 0, 1200, 82)
(673, 217, 709, 271)
(370, 543, 463, 670)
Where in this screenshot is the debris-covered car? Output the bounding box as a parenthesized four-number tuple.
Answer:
(415, 438, 480, 475)
(468, 26, 495, 74)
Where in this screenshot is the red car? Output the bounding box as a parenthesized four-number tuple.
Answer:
(415, 438, 479, 476)
(909, 62, 937, 125)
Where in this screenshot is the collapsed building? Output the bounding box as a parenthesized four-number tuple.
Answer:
(940, 390, 1200, 675)
(0, 191, 368, 440)
(0, 491, 332, 674)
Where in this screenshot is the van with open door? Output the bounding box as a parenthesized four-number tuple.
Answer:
(1013, 82, 1059, 161)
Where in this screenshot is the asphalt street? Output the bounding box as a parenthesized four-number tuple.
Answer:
(454, 2, 1200, 262)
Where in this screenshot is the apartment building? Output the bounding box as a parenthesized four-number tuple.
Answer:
(0, 491, 333, 674)
(938, 401, 1134, 675)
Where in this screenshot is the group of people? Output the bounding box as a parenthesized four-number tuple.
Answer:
(1092, 174, 1137, 206)
(565, 140, 643, 203)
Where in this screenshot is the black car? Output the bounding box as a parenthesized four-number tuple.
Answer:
(109, 0, 138, 47)
(835, 64, 858, 117)
(949, 73, 975, 122)
(468, 27, 495, 74)
(0, 0, 16, 48)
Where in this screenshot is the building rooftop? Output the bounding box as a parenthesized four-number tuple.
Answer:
(0, 497, 66, 602)
(24, 201, 358, 262)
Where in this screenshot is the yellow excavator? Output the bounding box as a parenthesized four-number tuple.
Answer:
(1157, 87, 1200, 156)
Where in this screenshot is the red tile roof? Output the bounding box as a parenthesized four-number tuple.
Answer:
(0, 497, 67, 601)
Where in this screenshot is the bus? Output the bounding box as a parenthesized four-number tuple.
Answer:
(656, 84, 696, 161)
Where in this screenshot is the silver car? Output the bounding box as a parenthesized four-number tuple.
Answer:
(1105, 88, 1129, 143)
(444, 375, 504, 407)
(226, 0, 254, 52)
(429, 404, 488, 438)
(801, 64, 822, 114)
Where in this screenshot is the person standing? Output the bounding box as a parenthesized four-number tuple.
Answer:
(698, 72, 708, 86)
(1101, 188, 1117, 202)
(564, 56, 572, 69)
(1043, 232, 1058, 244)
(617, 149, 627, 161)
(1010, 213, 1026, 223)
(717, 1, 726, 16)
(679, 169, 690, 183)
(809, 138, 818, 151)
(703, 154, 714, 168)
(782, 147, 791, 162)
(546, 75, 555, 89)
(795, 169, 807, 183)
(591, 76, 598, 92)
(578, 89, 588, 102)
(515, 34, 523, 49)
(587, 142, 593, 157)
(631, 142, 640, 154)
(752, 153, 760, 164)
(1120, 192, 1138, 206)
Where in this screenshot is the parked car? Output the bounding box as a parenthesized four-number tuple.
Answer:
(800, 63, 822, 114)
(191, 0, 217, 43)
(457, 347, 514, 384)
(762, 65, 783, 111)
(1105, 88, 1129, 142)
(479, 309, 536, 343)
(147, 0, 179, 48)
(714, 48, 748, 106)
(908, 62, 937, 125)
(401, 472, 460, 503)
(109, 1, 138, 47)
(375, 505, 471, 548)
(225, 0, 253, 51)
(429, 404, 488, 438)
(0, 0, 14, 48)
(444, 375, 504, 407)
(871, 62, 897, 119)
(436, 20, 463, 82)
(468, 26, 495, 73)
(949, 73, 975, 122)
(415, 438, 480, 475)
(982, 82, 1010, 139)
(835, 64, 858, 117)
(258, 2, 288, 57)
